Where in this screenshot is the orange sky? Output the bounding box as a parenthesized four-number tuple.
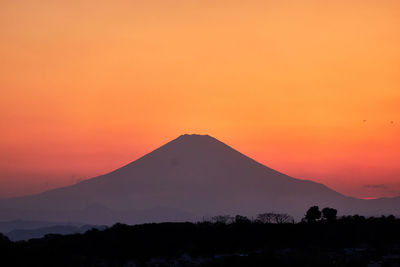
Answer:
(1, 0, 399, 199)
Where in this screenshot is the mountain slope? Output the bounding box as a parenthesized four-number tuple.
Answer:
(0, 134, 397, 224)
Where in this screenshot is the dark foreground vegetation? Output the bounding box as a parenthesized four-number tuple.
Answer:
(1, 207, 400, 267)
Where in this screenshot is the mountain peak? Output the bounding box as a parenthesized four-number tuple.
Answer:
(177, 134, 214, 140)
(169, 134, 229, 151)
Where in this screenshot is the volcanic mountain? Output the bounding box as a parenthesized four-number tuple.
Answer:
(0, 134, 398, 224)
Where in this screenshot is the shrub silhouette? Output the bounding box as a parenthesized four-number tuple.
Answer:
(256, 213, 294, 224)
(322, 207, 337, 221)
(305, 206, 321, 222)
(234, 215, 251, 224)
(211, 215, 233, 224)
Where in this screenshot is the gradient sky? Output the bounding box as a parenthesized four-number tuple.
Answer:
(1, 0, 399, 199)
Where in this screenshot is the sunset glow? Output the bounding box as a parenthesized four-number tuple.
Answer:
(1, 0, 399, 198)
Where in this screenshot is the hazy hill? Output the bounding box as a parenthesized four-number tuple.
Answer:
(5, 224, 106, 241)
(0, 220, 83, 233)
(0, 134, 398, 224)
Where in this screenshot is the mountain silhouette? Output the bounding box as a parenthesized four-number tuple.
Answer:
(0, 134, 399, 224)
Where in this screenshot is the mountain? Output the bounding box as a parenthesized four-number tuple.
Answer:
(0, 134, 399, 225)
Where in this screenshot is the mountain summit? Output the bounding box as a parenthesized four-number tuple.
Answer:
(0, 134, 398, 224)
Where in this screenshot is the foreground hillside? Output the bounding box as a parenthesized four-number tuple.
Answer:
(2, 213, 400, 266)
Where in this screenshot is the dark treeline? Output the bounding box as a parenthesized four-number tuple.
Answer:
(1, 207, 400, 266)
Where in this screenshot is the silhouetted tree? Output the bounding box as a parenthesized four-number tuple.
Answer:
(234, 215, 251, 224)
(0, 233, 11, 250)
(256, 213, 275, 224)
(211, 215, 232, 224)
(387, 214, 396, 221)
(322, 207, 337, 221)
(257, 213, 294, 224)
(353, 215, 366, 222)
(274, 213, 295, 224)
(305, 206, 321, 223)
(0, 233, 10, 244)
